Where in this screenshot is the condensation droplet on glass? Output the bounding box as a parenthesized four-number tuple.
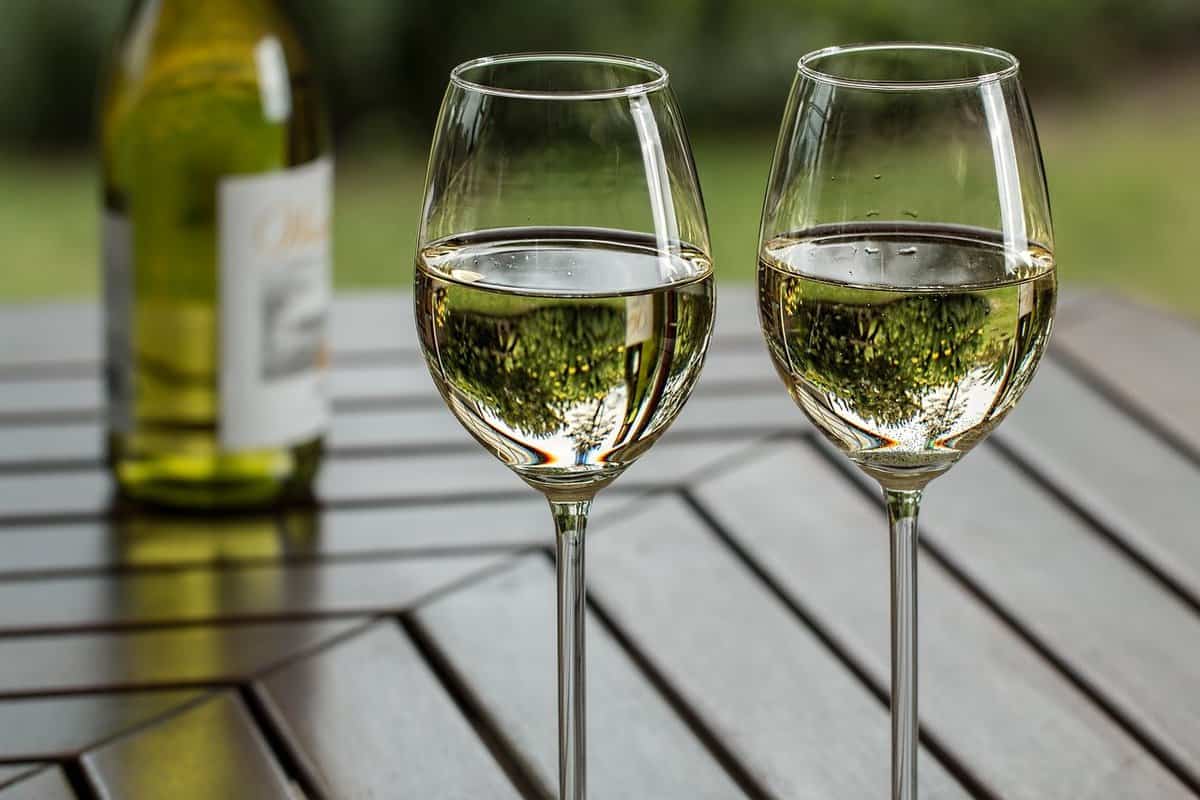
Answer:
(865, 246, 880, 255)
(901, 209, 919, 219)
(874, 174, 882, 180)
(866, 209, 880, 218)
(897, 247, 918, 256)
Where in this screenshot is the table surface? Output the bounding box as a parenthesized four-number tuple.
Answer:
(0, 287, 1198, 799)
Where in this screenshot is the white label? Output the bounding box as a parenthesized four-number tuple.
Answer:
(218, 157, 332, 450)
(104, 211, 134, 433)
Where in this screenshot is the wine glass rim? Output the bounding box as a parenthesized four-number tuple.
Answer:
(798, 42, 1020, 91)
(450, 52, 670, 100)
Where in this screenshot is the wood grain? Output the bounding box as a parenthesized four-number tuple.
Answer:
(258, 621, 522, 799)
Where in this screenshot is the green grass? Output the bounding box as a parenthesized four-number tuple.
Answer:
(2, 86, 1199, 316)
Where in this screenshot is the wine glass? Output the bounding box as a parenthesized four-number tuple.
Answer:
(414, 53, 714, 798)
(757, 44, 1056, 798)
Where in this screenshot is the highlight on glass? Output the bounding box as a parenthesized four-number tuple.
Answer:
(414, 52, 715, 799)
(757, 42, 1056, 798)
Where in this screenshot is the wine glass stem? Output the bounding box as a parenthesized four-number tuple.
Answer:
(886, 488, 922, 800)
(552, 498, 591, 800)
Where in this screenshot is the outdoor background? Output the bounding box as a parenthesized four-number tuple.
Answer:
(1, 0, 1198, 314)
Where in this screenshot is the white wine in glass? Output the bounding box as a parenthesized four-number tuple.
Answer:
(758, 44, 1057, 798)
(418, 228, 713, 498)
(415, 54, 714, 800)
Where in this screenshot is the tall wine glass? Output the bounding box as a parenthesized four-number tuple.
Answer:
(415, 53, 714, 798)
(758, 44, 1056, 798)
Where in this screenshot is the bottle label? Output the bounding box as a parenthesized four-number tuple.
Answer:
(104, 211, 135, 433)
(218, 157, 332, 450)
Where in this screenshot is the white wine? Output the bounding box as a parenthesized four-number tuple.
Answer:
(416, 228, 714, 500)
(759, 224, 1056, 489)
(101, 0, 332, 508)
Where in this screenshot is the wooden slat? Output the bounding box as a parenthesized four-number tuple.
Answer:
(0, 388, 792, 471)
(0, 423, 98, 468)
(0, 499, 543, 577)
(0, 690, 200, 759)
(0, 768, 73, 799)
(711, 284, 761, 342)
(328, 293, 416, 356)
(0, 514, 282, 576)
(416, 555, 746, 798)
(0, 471, 109, 522)
(1048, 286, 1104, 329)
(695, 439, 1189, 798)
(329, 406, 473, 452)
(0, 619, 363, 697)
(0, 767, 38, 790)
(329, 361, 434, 405)
(0, 429, 757, 524)
(0, 552, 505, 635)
(585, 494, 969, 798)
(0, 304, 98, 370)
(318, 438, 750, 505)
(912, 444, 1200, 787)
(82, 693, 294, 800)
(257, 622, 522, 799)
(280, 497, 546, 555)
(1054, 293, 1200, 455)
(0, 378, 97, 419)
(999, 360, 1200, 598)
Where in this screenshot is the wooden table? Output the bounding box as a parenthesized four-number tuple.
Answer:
(0, 288, 1197, 799)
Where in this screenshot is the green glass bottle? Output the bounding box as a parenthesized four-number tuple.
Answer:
(100, 0, 332, 509)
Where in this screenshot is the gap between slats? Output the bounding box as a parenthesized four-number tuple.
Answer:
(678, 487, 1000, 800)
(800, 433, 1200, 797)
(986, 434, 1200, 617)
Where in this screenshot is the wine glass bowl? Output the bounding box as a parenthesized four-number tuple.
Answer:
(415, 53, 714, 798)
(757, 43, 1056, 798)
(416, 229, 714, 500)
(759, 43, 1056, 492)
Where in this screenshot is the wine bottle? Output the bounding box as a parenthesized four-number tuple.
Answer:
(99, 0, 332, 509)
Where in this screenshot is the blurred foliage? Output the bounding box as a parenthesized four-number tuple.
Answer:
(1, 0, 1198, 148)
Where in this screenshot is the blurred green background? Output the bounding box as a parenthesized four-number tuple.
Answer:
(2, 0, 1198, 313)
